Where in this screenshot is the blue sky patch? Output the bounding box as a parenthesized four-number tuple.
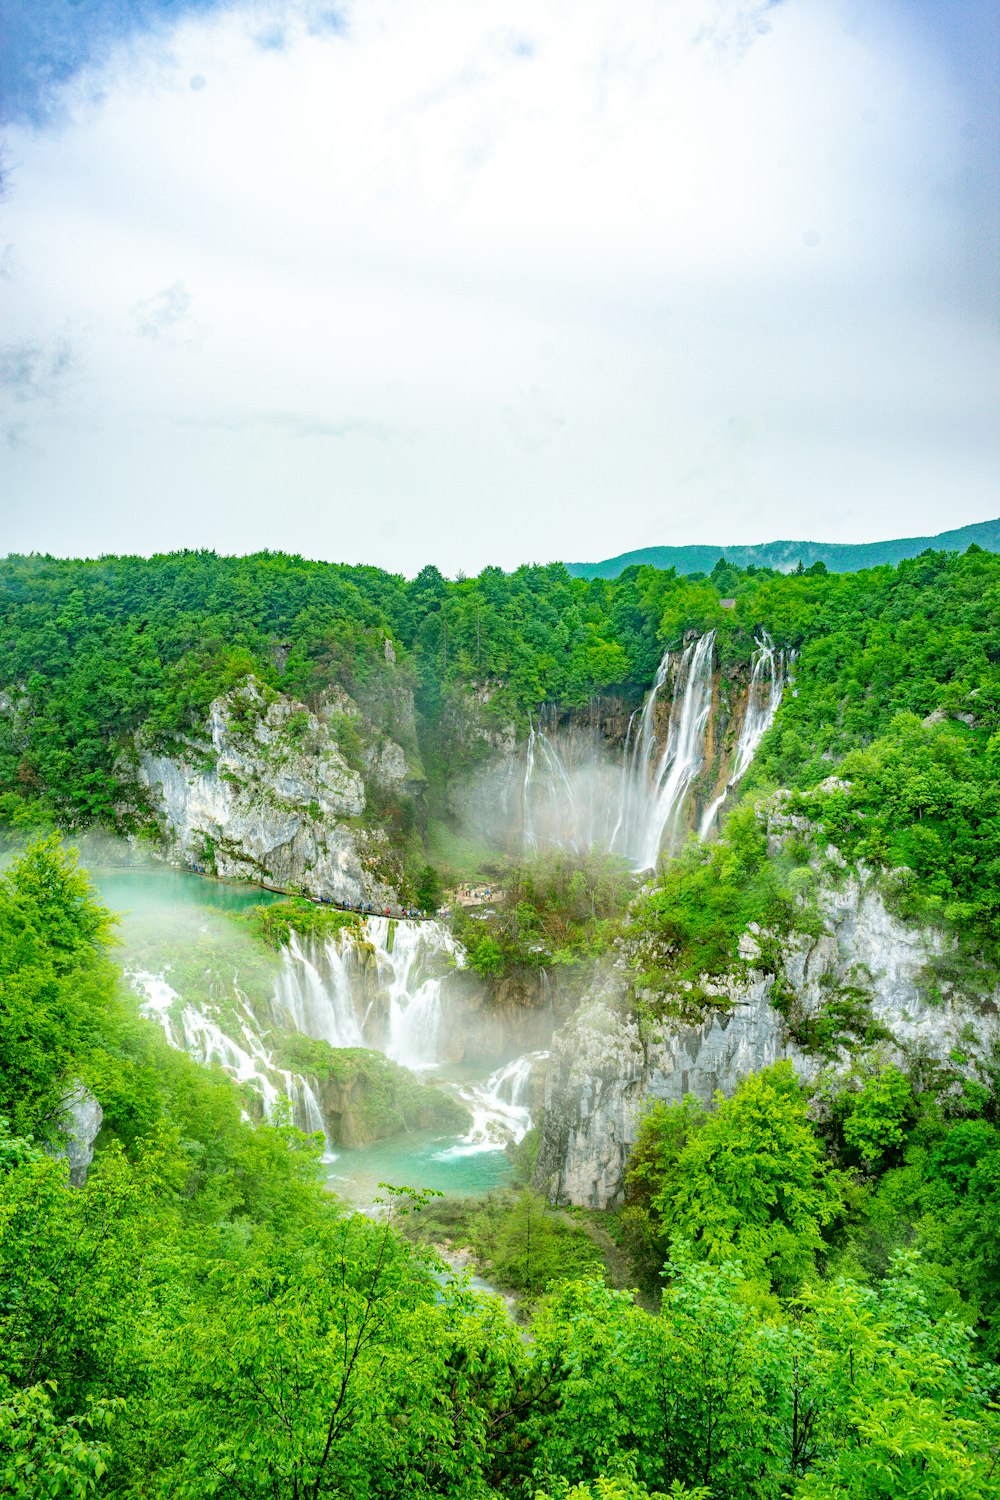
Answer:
(1, 0, 229, 123)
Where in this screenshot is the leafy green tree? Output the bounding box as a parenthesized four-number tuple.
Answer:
(841, 1064, 914, 1167)
(413, 862, 444, 911)
(0, 1380, 119, 1499)
(0, 835, 119, 1137)
(621, 1096, 706, 1288)
(662, 1064, 846, 1293)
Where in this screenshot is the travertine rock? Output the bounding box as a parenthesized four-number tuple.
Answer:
(535, 868, 999, 1208)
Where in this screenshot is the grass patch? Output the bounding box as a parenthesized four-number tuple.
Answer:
(242, 898, 361, 951)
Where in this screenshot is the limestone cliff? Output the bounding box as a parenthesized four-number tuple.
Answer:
(132, 676, 416, 904)
(51, 1082, 104, 1187)
(534, 856, 1000, 1209)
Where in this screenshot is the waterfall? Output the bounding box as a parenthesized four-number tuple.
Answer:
(522, 720, 538, 853)
(434, 1050, 548, 1157)
(130, 969, 180, 1046)
(365, 916, 461, 1069)
(522, 714, 590, 855)
(269, 915, 462, 1070)
(129, 969, 335, 1152)
(698, 631, 785, 839)
(272, 930, 363, 1048)
(518, 627, 785, 867)
(520, 714, 624, 855)
(519, 634, 718, 870)
(610, 631, 717, 869)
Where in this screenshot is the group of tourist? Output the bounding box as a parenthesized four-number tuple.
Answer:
(316, 895, 433, 921)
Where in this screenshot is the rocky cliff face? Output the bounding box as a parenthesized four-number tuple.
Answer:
(133, 677, 416, 905)
(438, 965, 578, 1063)
(52, 1082, 103, 1187)
(534, 860, 1000, 1209)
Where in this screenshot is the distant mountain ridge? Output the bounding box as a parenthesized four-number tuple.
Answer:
(566, 517, 1000, 580)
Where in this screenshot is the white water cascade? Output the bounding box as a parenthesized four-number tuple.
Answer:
(128, 968, 334, 1153)
(131, 913, 549, 1169)
(518, 627, 786, 868)
(437, 1051, 549, 1158)
(698, 631, 785, 838)
(272, 930, 363, 1048)
(365, 916, 465, 1069)
(611, 630, 717, 869)
(521, 713, 619, 855)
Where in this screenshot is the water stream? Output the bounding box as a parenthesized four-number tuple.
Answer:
(96, 871, 544, 1204)
(522, 628, 785, 868)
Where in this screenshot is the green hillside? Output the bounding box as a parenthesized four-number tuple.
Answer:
(567, 516, 1000, 579)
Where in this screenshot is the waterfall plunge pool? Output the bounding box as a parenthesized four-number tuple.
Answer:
(92, 868, 538, 1206)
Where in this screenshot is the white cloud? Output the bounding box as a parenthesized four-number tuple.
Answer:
(0, 0, 997, 570)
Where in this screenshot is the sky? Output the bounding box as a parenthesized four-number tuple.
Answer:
(1, 0, 998, 577)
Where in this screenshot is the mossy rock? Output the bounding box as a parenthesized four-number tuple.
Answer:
(243, 898, 361, 951)
(275, 1035, 471, 1147)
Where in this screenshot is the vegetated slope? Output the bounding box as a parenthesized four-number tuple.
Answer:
(2, 834, 998, 1499)
(2, 545, 999, 935)
(568, 515, 1000, 579)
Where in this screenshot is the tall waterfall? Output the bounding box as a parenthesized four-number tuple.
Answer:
(698, 631, 785, 838)
(611, 630, 717, 869)
(272, 929, 362, 1048)
(367, 916, 463, 1069)
(519, 627, 787, 868)
(521, 712, 618, 854)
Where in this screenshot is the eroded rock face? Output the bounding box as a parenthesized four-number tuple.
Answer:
(437, 966, 575, 1064)
(535, 871, 1000, 1209)
(134, 678, 408, 905)
(54, 1084, 104, 1187)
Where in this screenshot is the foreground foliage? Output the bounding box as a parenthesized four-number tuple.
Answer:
(1, 837, 997, 1497)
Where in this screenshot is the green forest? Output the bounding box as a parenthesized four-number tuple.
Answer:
(1, 837, 998, 1498)
(1, 545, 998, 945)
(2, 543, 1000, 1496)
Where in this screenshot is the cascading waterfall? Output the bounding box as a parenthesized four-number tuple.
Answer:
(522, 720, 539, 853)
(121, 885, 548, 1184)
(521, 711, 626, 855)
(366, 916, 463, 1069)
(698, 630, 785, 838)
(613, 630, 717, 869)
(272, 929, 362, 1048)
(437, 1051, 549, 1157)
(520, 634, 719, 869)
(521, 714, 592, 854)
(128, 969, 335, 1153)
(609, 647, 672, 857)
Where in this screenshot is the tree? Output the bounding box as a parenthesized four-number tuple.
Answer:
(414, 863, 443, 912)
(0, 1381, 119, 1500)
(841, 1064, 913, 1167)
(662, 1063, 845, 1293)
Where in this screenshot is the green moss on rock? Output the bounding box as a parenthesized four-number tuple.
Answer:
(275, 1035, 471, 1147)
(243, 898, 361, 951)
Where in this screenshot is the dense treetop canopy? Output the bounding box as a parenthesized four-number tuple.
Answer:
(1, 543, 997, 823)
